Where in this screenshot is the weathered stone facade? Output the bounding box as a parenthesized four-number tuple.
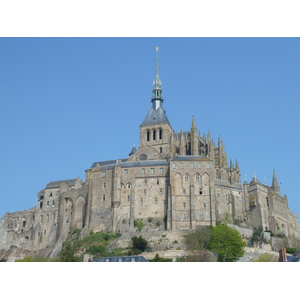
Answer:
(0, 49, 299, 259)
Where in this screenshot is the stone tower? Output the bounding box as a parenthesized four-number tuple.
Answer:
(139, 47, 174, 159)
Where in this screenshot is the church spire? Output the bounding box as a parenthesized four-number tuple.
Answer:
(272, 169, 281, 194)
(152, 47, 163, 109)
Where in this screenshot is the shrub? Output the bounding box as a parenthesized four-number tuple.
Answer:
(252, 253, 278, 262)
(134, 219, 145, 232)
(149, 254, 172, 262)
(185, 226, 212, 250)
(131, 236, 148, 254)
(251, 227, 266, 246)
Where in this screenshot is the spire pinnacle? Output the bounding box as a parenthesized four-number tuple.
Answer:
(152, 47, 163, 108)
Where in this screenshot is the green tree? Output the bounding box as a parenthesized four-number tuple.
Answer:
(185, 226, 212, 250)
(131, 236, 148, 254)
(208, 224, 245, 262)
(251, 227, 266, 247)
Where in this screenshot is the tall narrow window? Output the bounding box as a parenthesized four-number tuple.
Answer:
(160, 188, 163, 195)
(196, 173, 200, 182)
(160, 147, 163, 153)
(185, 173, 189, 181)
(147, 130, 150, 141)
(102, 195, 106, 201)
(183, 203, 186, 209)
(101, 171, 106, 178)
(159, 168, 163, 174)
(153, 130, 156, 140)
(157, 179, 160, 185)
(183, 189, 186, 195)
(159, 128, 162, 139)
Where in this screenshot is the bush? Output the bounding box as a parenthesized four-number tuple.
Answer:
(252, 253, 278, 262)
(185, 226, 212, 250)
(134, 219, 145, 231)
(251, 227, 266, 246)
(149, 254, 172, 262)
(131, 236, 148, 254)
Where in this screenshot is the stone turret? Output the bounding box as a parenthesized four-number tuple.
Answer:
(272, 169, 280, 195)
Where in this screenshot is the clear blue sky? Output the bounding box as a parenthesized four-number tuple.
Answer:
(1, 37, 300, 224)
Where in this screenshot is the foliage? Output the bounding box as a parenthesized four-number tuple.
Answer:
(148, 254, 172, 262)
(147, 217, 154, 223)
(233, 219, 243, 226)
(252, 253, 278, 262)
(58, 241, 81, 262)
(185, 226, 212, 250)
(264, 230, 274, 237)
(15, 256, 57, 262)
(131, 236, 148, 254)
(286, 247, 297, 255)
(251, 227, 266, 246)
(58, 229, 125, 261)
(209, 224, 245, 262)
(224, 213, 233, 224)
(155, 221, 161, 227)
(134, 219, 145, 231)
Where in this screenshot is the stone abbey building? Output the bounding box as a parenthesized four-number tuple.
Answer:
(1, 49, 299, 257)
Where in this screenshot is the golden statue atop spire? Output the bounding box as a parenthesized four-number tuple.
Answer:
(155, 46, 159, 52)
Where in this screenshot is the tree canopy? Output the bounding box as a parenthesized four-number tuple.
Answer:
(209, 224, 245, 262)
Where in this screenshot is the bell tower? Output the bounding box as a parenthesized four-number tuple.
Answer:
(139, 47, 174, 156)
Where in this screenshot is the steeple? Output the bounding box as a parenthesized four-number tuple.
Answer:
(272, 169, 281, 194)
(141, 48, 171, 127)
(152, 47, 163, 109)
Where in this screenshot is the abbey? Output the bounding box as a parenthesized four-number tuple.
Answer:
(0, 49, 299, 258)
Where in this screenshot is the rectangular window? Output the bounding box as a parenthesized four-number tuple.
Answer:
(52, 200, 55, 207)
(190, 163, 194, 168)
(103, 182, 106, 189)
(203, 203, 206, 209)
(140, 198, 143, 204)
(141, 168, 145, 174)
(155, 197, 158, 204)
(160, 188, 163, 195)
(101, 171, 106, 178)
(206, 163, 211, 169)
(198, 163, 202, 168)
(150, 168, 155, 174)
(102, 195, 106, 201)
(46, 201, 49, 207)
(144, 189, 146, 195)
(124, 169, 128, 175)
(159, 168, 164, 174)
(183, 189, 186, 195)
(180, 163, 184, 169)
(127, 195, 130, 201)
(183, 203, 186, 209)
(172, 163, 176, 169)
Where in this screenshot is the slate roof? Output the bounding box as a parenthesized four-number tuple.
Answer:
(93, 256, 148, 262)
(140, 106, 170, 126)
(90, 159, 127, 169)
(45, 179, 77, 189)
(171, 155, 207, 161)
